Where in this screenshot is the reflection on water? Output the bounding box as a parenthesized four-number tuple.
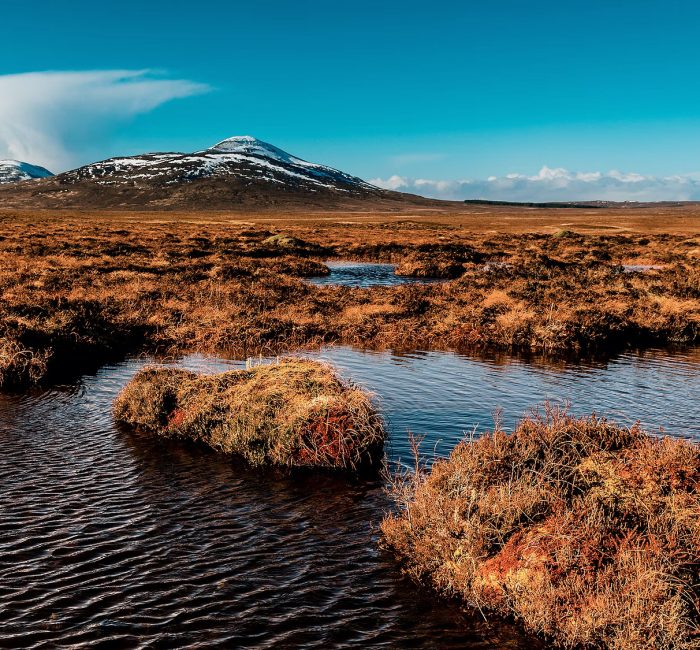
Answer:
(307, 261, 442, 287)
(189, 346, 700, 459)
(302, 346, 700, 461)
(1, 345, 699, 647)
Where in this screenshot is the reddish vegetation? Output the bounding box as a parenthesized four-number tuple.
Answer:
(295, 407, 359, 465)
(113, 359, 385, 470)
(381, 410, 700, 649)
(167, 407, 187, 429)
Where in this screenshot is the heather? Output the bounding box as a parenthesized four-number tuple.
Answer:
(381, 410, 700, 649)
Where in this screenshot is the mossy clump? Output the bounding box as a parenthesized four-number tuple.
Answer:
(261, 233, 321, 251)
(552, 229, 578, 239)
(114, 359, 385, 470)
(381, 410, 700, 649)
(263, 233, 305, 247)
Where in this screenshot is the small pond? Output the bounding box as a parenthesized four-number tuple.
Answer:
(307, 261, 444, 287)
(1, 346, 698, 647)
(622, 264, 665, 273)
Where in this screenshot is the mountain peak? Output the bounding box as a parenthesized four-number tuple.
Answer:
(0, 160, 54, 184)
(211, 135, 261, 147)
(205, 136, 304, 166)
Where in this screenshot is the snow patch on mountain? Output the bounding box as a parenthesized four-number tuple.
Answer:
(58, 136, 377, 194)
(0, 160, 53, 184)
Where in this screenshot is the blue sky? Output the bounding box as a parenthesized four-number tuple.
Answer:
(2, 0, 700, 200)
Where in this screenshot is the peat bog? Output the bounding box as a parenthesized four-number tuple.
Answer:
(2, 346, 699, 647)
(1, 209, 699, 389)
(2, 207, 699, 648)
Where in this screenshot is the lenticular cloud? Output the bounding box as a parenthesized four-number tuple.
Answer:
(0, 70, 209, 171)
(371, 166, 700, 202)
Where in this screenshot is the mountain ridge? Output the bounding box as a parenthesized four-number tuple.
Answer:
(0, 160, 54, 184)
(0, 136, 432, 210)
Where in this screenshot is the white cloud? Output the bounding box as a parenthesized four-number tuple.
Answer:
(371, 166, 700, 202)
(0, 70, 209, 171)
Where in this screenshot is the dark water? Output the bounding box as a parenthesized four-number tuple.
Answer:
(303, 347, 700, 461)
(308, 261, 670, 287)
(1, 347, 699, 648)
(307, 261, 442, 287)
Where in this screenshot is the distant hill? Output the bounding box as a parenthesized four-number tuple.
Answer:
(0, 136, 434, 210)
(463, 199, 691, 209)
(0, 160, 53, 184)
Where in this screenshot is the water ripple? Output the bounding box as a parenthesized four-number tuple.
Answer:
(2, 346, 699, 647)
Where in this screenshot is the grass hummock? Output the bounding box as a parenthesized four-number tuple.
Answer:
(381, 409, 700, 649)
(394, 257, 465, 279)
(114, 359, 385, 470)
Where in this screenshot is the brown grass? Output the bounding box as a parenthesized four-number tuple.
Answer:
(0, 209, 698, 389)
(113, 358, 385, 470)
(381, 409, 700, 649)
(394, 256, 466, 278)
(0, 338, 50, 388)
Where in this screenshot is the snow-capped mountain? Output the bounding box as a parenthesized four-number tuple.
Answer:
(0, 160, 53, 184)
(0, 136, 435, 209)
(59, 136, 378, 195)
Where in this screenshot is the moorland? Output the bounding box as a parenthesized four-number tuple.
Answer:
(1, 203, 698, 389)
(2, 201, 700, 649)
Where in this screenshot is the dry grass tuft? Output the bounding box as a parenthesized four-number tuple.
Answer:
(381, 409, 700, 649)
(0, 338, 50, 389)
(114, 358, 385, 470)
(394, 258, 465, 279)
